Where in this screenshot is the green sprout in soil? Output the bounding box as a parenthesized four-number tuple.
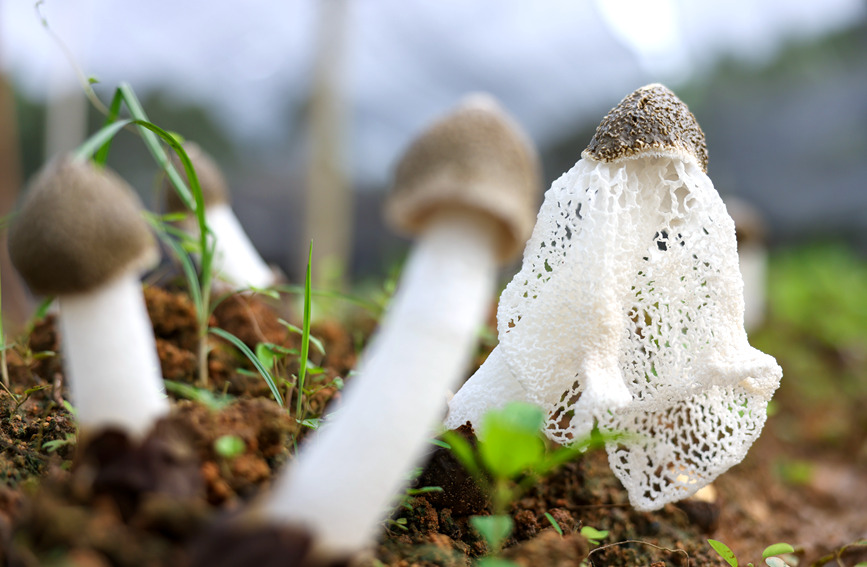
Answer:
(443, 402, 615, 558)
(708, 539, 796, 567)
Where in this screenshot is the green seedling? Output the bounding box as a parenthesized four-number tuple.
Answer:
(214, 435, 246, 459)
(163, 380, 234, 411)
(43, 433, 76, 454)
(580, 526, 609, 546)
(708, 539, 796, 567)
(544, 512, 564, 536)
(443, 402, 614, 556)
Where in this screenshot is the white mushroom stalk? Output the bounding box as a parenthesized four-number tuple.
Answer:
(445, 84, 782, 511)
(167, 142, 276, 291)
(258, 94, 541, 558)
(8, 157, 168, 439)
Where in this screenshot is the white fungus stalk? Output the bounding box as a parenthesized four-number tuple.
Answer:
(8, 156, 168, 440)
(265, 211, 498, 555)
(446, 84, 782, 511)
(57, 273, 166, 437)
(258, 94, 541, 559)
(167, 142, 277, 290)
(197, 202, 275, 290)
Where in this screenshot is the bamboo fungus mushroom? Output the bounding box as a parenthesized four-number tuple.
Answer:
(445, 84, 782, 511)
(8, 156, 168, 439)
(166, 142, 277, 290)
(251, 94, 541, 559)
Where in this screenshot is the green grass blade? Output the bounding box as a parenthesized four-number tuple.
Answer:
(72, 119, 132, 164)
(92, 88, 125, 165)
(144, 213, 203, 313)
(209, 327, 284, 407)
(273, 283, 382, 314)
(296, 242, 313, 418)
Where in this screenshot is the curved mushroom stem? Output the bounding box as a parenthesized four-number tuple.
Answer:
(261, 209, 499, 557)
(182, 203, 276, 291)
(58, 273, 168, 440)
(444, 345, 529, 431)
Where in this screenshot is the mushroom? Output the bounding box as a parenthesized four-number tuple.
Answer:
(165, 142, 278, 291)
(445, 84, 782, 511)
(7, 156, 168, 439)
(724, 196, 768, 331)
(248, 94, 541, 559)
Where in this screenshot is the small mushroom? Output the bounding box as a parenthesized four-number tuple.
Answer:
(254, 94, 541, 558)
(8, 156, 168, 439)
(165, 142, 278, 290)
(445, 84, 782, 511)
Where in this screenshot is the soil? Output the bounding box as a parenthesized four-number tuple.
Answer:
(1, 285, 865, 566)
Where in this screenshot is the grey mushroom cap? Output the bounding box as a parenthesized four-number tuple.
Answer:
(582, 83, 708, 172)
(164, 141, 230, 213)
(386, 93, 542, 263)
(8, 156, 159, 296)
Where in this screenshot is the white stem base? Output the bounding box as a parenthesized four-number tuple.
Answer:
(738, 243, 767, 331)
(263, 211, 499, 556)
(188, 204, 275, 290)
(443, 345, 530, 431)
(58, 274, 168, 439)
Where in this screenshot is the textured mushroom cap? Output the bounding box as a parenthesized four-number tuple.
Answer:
(8, 157, 159, 296)
(582, 83, 708, 172)
(386, 93, 541, 263)
(164, 141, 230, 212)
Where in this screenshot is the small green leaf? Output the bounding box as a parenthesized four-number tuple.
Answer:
(708, 539, 739, 567)
(441, 431, 478, 476)
(214, 435, 245, 458)
(544, 512, 563, 536)
(471, 515, 513, 550)
(762, 543, 795, 560)
(255, 342, 276, 370)
(478, 402, 546, 478)
(209, 327, 283, 406)
(31, 350, 56, 361)
(163, 380, 233, 410)
(405, 486, 443, 496)
(428, 438, 450, 449)
(475, 559, 520, 567)
(580, 526, 609, 545)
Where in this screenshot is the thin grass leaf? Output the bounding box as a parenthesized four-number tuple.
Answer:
(209, 327, 284, 407)
(144, 213, 203, 313)
(273, 284, 382, 315)
(278, 318, 325, 355)
(92, 88, 125, 165)
(296, 242, 313, 419)
(72, 119, 131, 164)
(163, 379, 233, 411)
(543, 512, 564, 536)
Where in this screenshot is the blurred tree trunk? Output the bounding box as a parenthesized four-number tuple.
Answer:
(303, 0, 352, 290)
(0, 74, 33, 334)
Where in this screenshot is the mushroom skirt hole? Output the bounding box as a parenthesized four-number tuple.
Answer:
(58, 273, 169, 439)
(262, 211, 500, 557)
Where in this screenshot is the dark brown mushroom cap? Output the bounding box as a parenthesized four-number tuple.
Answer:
(386, 94, 542, 263)
(8, 157, 159, 296)
(582, 83, 708, 172)
(164, 141, 230, 212)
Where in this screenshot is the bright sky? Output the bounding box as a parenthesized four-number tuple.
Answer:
(2, 0, 864, 184)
